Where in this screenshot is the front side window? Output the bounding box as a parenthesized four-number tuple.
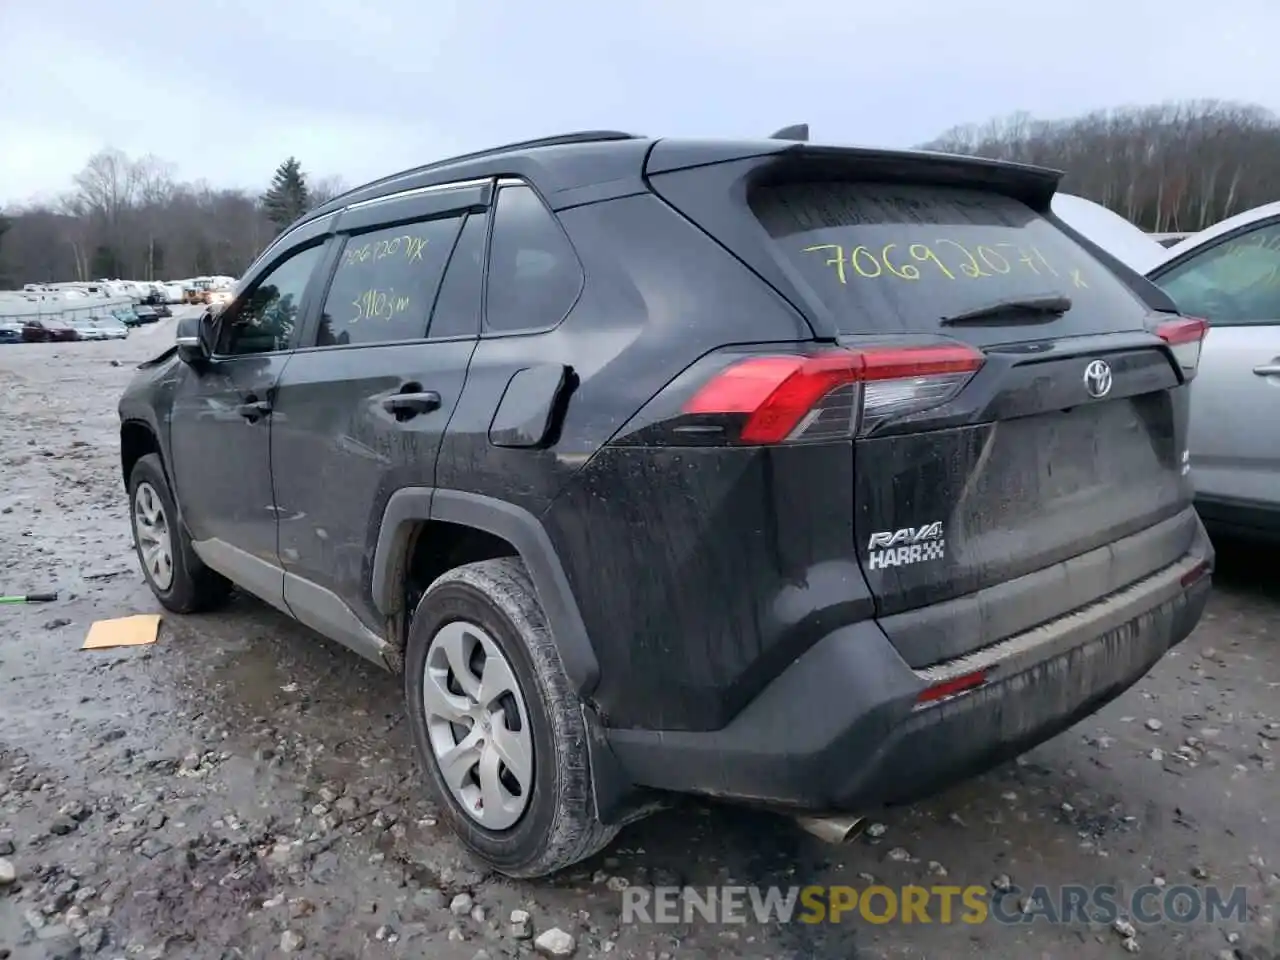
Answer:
(217, 244, 324, 356)
(316, 215, 464, 347)
(485, 185, 582, 333)
(1154, 222, 1280, 325)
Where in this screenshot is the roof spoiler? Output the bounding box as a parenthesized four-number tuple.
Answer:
(646, 141, 1063, 210)
(769, 123, 809, 142)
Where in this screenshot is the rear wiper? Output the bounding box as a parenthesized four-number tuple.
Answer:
(940, 294, 1073, 326)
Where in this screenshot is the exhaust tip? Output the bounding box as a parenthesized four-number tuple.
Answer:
(793, 814, 865, 844)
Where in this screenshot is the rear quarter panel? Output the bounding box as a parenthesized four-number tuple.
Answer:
(449, 192, 861, 732)
(437, 192, 832, 731)
(436, 191, 811, 510)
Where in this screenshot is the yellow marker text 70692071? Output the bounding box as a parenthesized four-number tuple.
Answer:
(341, 234, 430, 268)
(802, 239, 1091, 289)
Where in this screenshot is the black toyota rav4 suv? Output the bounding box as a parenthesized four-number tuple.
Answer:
(118, 129, 1214, 877)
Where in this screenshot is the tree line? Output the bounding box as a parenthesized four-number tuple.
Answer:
(0, 152, 346, 289)
(921, 99, 1280, 233)
(3, 99, 1279, 289)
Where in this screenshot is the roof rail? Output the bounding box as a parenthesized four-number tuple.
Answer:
(317, 130, 644, 211)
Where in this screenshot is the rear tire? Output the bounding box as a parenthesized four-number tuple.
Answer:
(405, 557, 619, 878)
(127, 453, 232, 614)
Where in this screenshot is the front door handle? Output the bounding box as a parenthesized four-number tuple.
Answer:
(1253, 363, 1280, 377)
(236, 399, 272, 421)
(381, 391, 441, 418)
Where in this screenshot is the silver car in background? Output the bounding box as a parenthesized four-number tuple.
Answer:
(1147, 202, 1280, 543)
(72, 316, 131, 341)
(1056, 193, 1280, 544)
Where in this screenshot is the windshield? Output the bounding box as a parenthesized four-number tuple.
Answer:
(750, 181, 1149, 339)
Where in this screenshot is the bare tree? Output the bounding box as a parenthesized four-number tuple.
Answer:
(72, 148, 141, 226)
(133, 155, 177, 280)
(310, 175, 350, 208)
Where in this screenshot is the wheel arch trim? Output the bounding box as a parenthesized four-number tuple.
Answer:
(371, 487, 601, 697)
(119, 416, 164, 486)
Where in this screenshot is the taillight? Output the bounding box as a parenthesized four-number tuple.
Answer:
(1156, 316, 1209, 378)
(681, 343, 984, 444)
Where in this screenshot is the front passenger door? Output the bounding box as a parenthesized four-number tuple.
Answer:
(169, 240, 328, 610)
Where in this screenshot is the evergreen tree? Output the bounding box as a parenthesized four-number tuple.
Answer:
(261, 158, 311, 232)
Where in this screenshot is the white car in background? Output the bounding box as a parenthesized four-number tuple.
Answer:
(1055, 194, 1280, 543)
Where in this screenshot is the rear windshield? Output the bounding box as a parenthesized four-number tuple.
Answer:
(750, 181, 1149, 337)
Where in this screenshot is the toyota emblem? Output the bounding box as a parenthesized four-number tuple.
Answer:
(1083, 359, 1113, 399)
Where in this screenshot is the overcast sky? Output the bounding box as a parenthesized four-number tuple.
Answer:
(1, 0, 1276, 205)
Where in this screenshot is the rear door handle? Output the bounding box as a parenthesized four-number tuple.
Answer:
(236, 399, 271, 420)
(381, 391, 441, 417)
(1253, 364, 1280, 377)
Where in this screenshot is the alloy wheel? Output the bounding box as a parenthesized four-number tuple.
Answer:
(422, 621, 534, 830)
(132, 481, 174, 591)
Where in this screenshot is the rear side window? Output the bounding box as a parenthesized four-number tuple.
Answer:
(1154, 221, 1280, 326)
(430, 212, 487, 339)
(485, 185, 582, 334)
(751, 182, 1149, 336)
(317, 215, 464, 347)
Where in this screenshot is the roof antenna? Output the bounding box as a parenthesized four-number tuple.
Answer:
(770, 123, 809, 142)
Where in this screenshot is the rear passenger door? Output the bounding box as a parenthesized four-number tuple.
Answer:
(1150, 219, 1280, 508)
(436, 180, 586, 505)
(269, 181, 491, 650)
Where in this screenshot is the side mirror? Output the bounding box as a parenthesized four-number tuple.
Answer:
(175, 312, 214, 367)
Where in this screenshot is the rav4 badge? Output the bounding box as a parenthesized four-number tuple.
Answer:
(867, 522, 945, 570)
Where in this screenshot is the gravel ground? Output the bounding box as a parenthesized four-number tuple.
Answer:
(0, 313, 1277, 960)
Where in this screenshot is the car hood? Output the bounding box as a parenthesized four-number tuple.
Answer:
(1051, 193, 1167, 275)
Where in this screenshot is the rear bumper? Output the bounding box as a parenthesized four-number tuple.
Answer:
(604, 522, 1213, 813)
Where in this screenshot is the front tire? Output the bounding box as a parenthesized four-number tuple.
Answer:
(127, 453, 231, 614)
(405, 557, 618, 878)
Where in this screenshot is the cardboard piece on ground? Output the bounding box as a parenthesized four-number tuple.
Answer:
(82, 614, 162, 650)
